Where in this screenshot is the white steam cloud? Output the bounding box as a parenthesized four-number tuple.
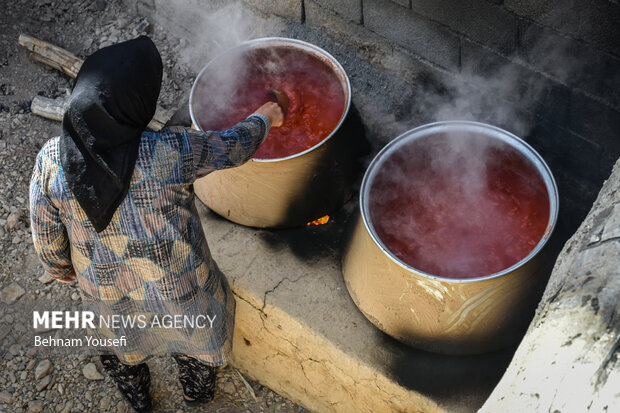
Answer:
(155, 0, 288, 128)
(161, 0, 285, 71)
(364, 34, 583, 275)
(412, 28, 585, 139)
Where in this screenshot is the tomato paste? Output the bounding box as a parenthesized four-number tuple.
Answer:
(369, 134, 550, 279)
(194, 47, 346, 159)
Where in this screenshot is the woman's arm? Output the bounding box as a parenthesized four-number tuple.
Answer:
(167, 102, 283, 180)
(29, 151, 74, 281)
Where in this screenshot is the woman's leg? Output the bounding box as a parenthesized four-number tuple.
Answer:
(173, 355, 217, 403)
(100, 354, 152, 412)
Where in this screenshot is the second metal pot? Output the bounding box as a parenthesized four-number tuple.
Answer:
(342, 121, 559, 355)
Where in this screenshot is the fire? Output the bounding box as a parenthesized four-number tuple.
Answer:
(306, 215, 330, 226)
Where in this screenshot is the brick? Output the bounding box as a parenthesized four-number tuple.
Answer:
(461, 37, 511, 75)
(524, 127, 602, 239)
(527, 119, 603, 185)
(304, 0, 449, 89)
(363, 0, 460, 71)
(504, 0, 578, 26)
(567, 92, 620, 167)
(504, 0, 594, 36)
(460, 39, 577, 139)
(575, 2, 620, 56)
(505, 0, 620, 56)
(461, 38, 563, 98)
(391, 0, 411, 8)
(551, 166, 599, 237)
(535, 84, 571, 128)
(307, 0, 363, 24)
(407, 0, 518, 54)
(574, 55, 620, 113)
(461, 38, 565, 117)
(243, 0, 304, 23)
(519, 21, 620, 109)
(518, 21, 581, 86)
(461, 39, 618, 176)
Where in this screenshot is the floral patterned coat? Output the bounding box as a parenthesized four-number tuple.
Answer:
(29, 115, 269, 365)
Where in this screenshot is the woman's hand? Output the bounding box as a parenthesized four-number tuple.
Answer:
(254, 102, 284, 127)
(55, 270, 77, 284)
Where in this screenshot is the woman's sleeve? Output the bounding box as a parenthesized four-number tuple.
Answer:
(29, 153, 73, 279)
(168, 114, 270, 180)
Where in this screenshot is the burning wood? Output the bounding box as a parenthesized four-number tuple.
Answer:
(306, 215, 330, 226)
(18, 34, 167, 131)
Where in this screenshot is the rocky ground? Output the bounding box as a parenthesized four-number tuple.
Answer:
(0, 0, 308, 411)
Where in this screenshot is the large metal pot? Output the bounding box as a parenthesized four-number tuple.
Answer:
(343, 121, 559, 355)
(189, 38, 352, 228)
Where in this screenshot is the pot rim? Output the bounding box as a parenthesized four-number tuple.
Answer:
(189, 37, 352, 163)
(359, 120, 560, 284)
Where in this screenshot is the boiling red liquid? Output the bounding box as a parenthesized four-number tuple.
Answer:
(369, 134, 550, 279)
(194, 47, 346, 159)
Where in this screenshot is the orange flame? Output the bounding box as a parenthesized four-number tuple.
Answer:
(306, 215, 330, 226)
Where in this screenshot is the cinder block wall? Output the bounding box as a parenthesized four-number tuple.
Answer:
(133, 0, 620, 238)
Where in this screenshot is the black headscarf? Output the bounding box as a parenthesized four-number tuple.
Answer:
(60, 36, 163, 233)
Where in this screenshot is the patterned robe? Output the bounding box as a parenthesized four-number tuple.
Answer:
(29, 115, 269, 365)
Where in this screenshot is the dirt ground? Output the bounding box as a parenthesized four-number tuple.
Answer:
(0, 0, 308, 412)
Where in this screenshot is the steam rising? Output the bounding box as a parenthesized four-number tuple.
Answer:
(417, 64, 547, 137)
(163, 0, 285, 71)
(413, 28, 586, 139)
(159, 0, 287, 127)
(369, 133, 550, 278)
(365, 36, 580, 275)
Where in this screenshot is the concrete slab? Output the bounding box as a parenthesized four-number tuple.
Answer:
(197, 200, 516, 413)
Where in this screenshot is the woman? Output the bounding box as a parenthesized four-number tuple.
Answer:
(29, 36, 283, 412)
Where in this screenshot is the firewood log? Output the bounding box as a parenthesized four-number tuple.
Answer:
(29, 94, 165, 131)
(30, 95, 68, 121)
(18, 34, 82, 78)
